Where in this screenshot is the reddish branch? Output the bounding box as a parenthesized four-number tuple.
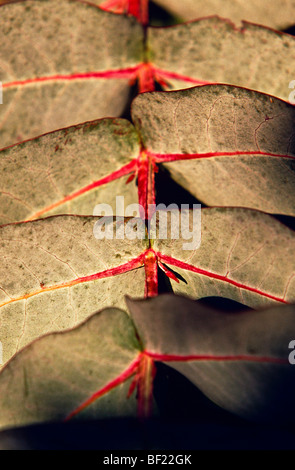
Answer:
(136, 150, 157, 217)
(144, 249, 158, 297)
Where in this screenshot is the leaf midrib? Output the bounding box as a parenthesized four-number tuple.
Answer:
(0, 246, 289, 310)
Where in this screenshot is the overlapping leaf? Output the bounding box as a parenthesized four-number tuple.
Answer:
(132, 85, 295, 215)
(1, 0, 295, 147)
(1, 85, 295, 225)
(1, 208, 294, 369)
(0, 308, 141, 430)
(153, 0, 295, 30)
(0, 295, 294, 431)
(127, 295, 295, 423)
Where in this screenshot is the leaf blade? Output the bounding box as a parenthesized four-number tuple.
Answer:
(153, 0, 295, 30)
(0, 118, 139, 224)
(0, 0, 144, 147)
(0, 307, 141, 430)
(0, 215, 146, 367)
(153, 208, 295, 307)
(149, 18, 295, 100)
(127, 294, 295, 423)
(132, 85, 295, 215)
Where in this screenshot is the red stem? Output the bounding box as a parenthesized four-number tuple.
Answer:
(137, 63, 155, 93)
(144, 250, 158, 297)
(136, 353, 156, 418)
(128, 0, 149, 25)
(0, 252, 145, 310)
(137, 150, 157, 218)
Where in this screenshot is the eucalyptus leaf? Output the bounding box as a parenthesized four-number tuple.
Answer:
(127, 294, 295, 423)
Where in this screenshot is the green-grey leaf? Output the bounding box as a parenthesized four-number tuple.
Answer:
(152, 208, 295, 307)
(0, 118, 139, 225)
(148, 18, 295, 100)
(2, 0, 295, 151)
(127, 294, 295, 423)
(132, 85, 295, 215)
(153, 0, 295, 30)
(0, 0, 144, 147)
(0, 307, 141, 431)
(0, 215, 146, 368)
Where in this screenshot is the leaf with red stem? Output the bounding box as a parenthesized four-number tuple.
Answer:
(0, 0, 144, 147)
(2, 2, 295, 147)
(153, 208, 295, 307)
(132, 85, 295, 215)
(0, 118, 140, 225)
(0, 296, 294, 430)
(0, 215, 146, 368)
(0, 207, 294, 369)
(148, 18, 295, 97)
(127, 294, 295, 423)
(1, 85, 295, 226)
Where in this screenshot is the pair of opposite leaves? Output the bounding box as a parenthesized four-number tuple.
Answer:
(1, 0, 295, 147)
(0, 294, 294, 432)
(0, 83, 295, 368)
(0, 0, 295, 431)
